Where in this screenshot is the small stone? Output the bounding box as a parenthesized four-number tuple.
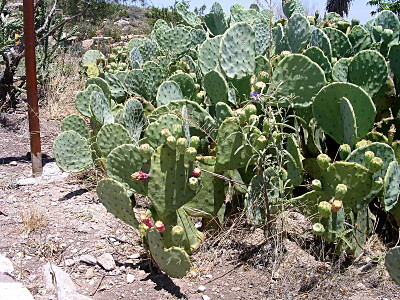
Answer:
(205, 274, 212, 279)
(51, 202, 58, 206)
(65, 259, 75, 267)
(198, 285, 206, 292)
(79, 254, 97, 265)
(127, 253, 141, 259)
(97, 253, 116, 271)
(9, 161, 17, 166)
(355, 283, 367, 290)
(202, 295, 211, 300)
(85, 268, 95, 279)
(232, 287, 241, 291)
(126, 274, 135, 283)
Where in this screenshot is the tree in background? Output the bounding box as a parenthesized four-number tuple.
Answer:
(368, 0, 400, 16)
(325, 0, 354, 16)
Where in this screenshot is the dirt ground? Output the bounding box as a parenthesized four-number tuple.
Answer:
(1, 110, 400, 300)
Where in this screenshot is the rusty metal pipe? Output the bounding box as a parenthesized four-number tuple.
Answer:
(23, 0, 43, 176)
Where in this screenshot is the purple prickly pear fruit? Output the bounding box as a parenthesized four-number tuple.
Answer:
(140, 213, 154, 227)
(192, 167, 201, 177)
(186, 147, 197, 161)
(318, 201, 332, 218)
(312, 179, 322, 191)
(335, 184, 347, 200)
(190, 136, 200, 149)
(188, 177, 199, 190)
(331, 200, 343, 213)
(166, 136, 177, 149)
(317, 154, 330, 170)
(177, 137, 188, 153)
(312, 223, 325, 236)
(140, 143, 154, 161)
(155, 221, 165, 233)
(131, 171, 149, 181)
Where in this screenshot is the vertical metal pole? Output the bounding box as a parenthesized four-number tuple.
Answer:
(23, 0, 43, 176)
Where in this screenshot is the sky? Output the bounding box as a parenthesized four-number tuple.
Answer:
(145, 0, 375, 24)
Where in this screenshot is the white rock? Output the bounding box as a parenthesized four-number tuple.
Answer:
(202, 295, 211, 300)
(85, 268, 95, 279)
(97, 253, 116, 271)
(127, 253, 141, 259)
(198, 285, 206, 292)
(0, 254, 14, 274)
(0, 283, 35, 300)
(43, 263, 92, 300)
(79, 255, 97, 266)
(126, 274, 135, 283)
(65, 259, 75, 267)
(9, 161, 17, 166)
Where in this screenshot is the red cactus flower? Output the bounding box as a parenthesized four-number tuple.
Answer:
(155, 221, 165, 233)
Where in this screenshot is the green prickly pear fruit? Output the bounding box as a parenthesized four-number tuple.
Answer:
(257, 71, 269, 83)
(235, 108, 246, 125)
(172, 123, 183, 138)
(339, 144, 351, 160)
(356, 140, 371, 148)
(190, 136, 200, 149)
(254, 82, 266, 94)
(171, 225, 184, 246)
(373, 25, 383, 41)
(382, 28, 393, 44)
(140, 143, 154, 160)
(195, 91, 206, 104)
(244, 104, 257, 120)
(248, 114, 259, 126)
(194, 83, 201, 94)
(331, 199, 343, 213)
(335, 184, 348, 200)
(166, 136, 177, 149)
(177, 137, 188, 153)
(188, 177, 199, 190)
(161, 128, 172, 141)
(307, 15, 316, 25)
(315, 10, 319, 20)
(313, 223, 325, 236)
(317, 154, 331, 170)
(318, 201, 332, 218)
(372, 177, 384, 190)
(263, 117, 274, 134)
(369, 156, 383, 173)
(364, 150, 375, 164)
(351, 18, 360, 26)
(189, 73, 197, 81)
(312, 179, 322, 191)
(186, 147, 197, 161)
(256, 135, 268, 151)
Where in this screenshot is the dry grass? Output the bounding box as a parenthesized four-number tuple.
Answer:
(19, 208, 47, 234)
(41, 51, 84, 120)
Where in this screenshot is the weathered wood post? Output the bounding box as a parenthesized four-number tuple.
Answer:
(23, 0, 43, 176)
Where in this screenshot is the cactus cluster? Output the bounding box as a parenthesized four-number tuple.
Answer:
(54, 0, 400, 280)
